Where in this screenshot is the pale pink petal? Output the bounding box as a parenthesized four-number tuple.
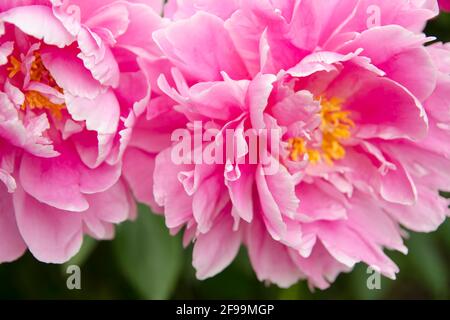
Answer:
(347, 193, 407, 254)
(379, 158, 417, 206)
(153, 148, 193, 228)
(383, 185, 450, 233)
(40, 46, 103, 100)
(338, 26, 436, 101)
(1, 5, 75, 47)
(0, 186, 26, 263)
(226, 165, 255, 223)
(65, 89, 120, 135)
(79, 161, 121, 194)
(314, 221, 399, 279)
(289, 241, 350, 290)
(83, 180, 133, 240)
(0, 41, 13, 65)
(193, 173, 229, 234)
(77, 26, 120, 88)
(193, 214, 242, 280)
(246, 219, 302, 288)
(165, 0, 240, 20)
(296, 183, 347, 222)
(122, 147, 162, 212)
(248, 73, 276, 130)
(115, 2, 166, 59)
(255, 164, 286, 241)
(13, 185, 83, 264)
(326, 64, 428, 141)
(153, 12, 248, 82)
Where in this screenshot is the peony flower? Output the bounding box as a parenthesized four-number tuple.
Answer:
(145, 0, 450, 289)
(0, 0, 164, 263)
(439, 0, 450, 11)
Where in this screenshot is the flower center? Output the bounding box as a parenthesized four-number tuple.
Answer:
(6, 56, 21, 78)
(21, 91, 65, 119)
(288, 97, 354, 165)
(7, 52, 65, 119)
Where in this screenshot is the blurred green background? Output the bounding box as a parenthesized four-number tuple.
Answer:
(0, 13, 449, 301)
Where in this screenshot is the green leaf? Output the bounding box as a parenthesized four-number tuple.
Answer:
(348, 263, 393, 300)
(439, 191, 450, 199)
(408, 234, 448, 299)
(278, 283, 310, 300)
(62, 236, 97, 272)
(113, 205, 183, 299)
(437, 220, 450, 251)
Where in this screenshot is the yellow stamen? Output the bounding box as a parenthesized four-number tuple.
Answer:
(21, 91, 65, 120)
(7, 56, 21, 78)
(30, 52, 45, 82)
(7, 51, 66, 119)
(31, 52, 63, 92)
(288, 97, 354, 165)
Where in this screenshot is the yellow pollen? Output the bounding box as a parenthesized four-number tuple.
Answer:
(30, 52, 45, 82)
(29, 52, 62, 90)
(21, 91, 65, 120)
(288, 97, 354, 165)
(7, 56, 21, 78)
(7, 51, 66, 119)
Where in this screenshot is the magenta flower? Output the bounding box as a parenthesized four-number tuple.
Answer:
(0, 0, 164, 263)
(146, 0, 450, 288)
(439, 0, 450, 11)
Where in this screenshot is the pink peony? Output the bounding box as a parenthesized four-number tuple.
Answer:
(439, 0, 450, 11)
(0, 0, 164, 263)
(146, 0, 450, 288)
